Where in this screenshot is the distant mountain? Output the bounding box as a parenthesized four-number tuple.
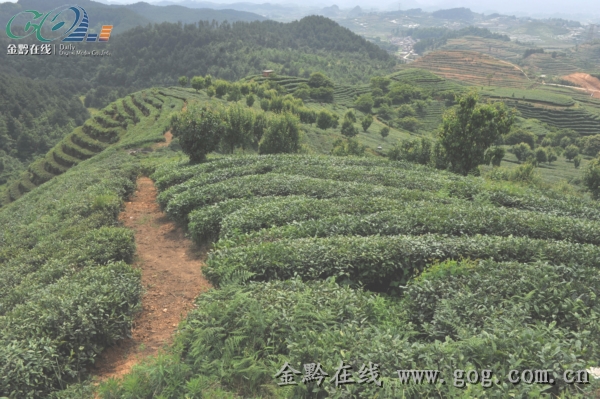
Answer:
(431, 7, 476, 21)
(0, 0, 267, 35)
(123, 2, 268, 24)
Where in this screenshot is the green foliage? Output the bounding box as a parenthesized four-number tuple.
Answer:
(512, 142, 535, 163)
(340, 119, 358, 138)
(380, 126, 390, 139)
(396, 116, 421, 132)
(214, 80, 229, 98)
(354, 93, 374, 113)
(535, 146, 548, 164)
(316, 110, 338, 130)
(226, 84, 242, 102)
(191, 76, 205, 92)
(344, 110, 357, 123)
(439, 91, 514, 175)
(361, 114, 373, 132)
(307, 72, 334, 88)
(574, 155, 582, 169)
(0, 149, 147, 397)
(564, 144, 580, 161)
(245, 94, 255, 107)
(178, 76, 188, 88)
(584, 157, 600, 199)
(581, 134, 600, 157)
(0, 73, 89, 184)
(388, 137, 432, 165)
(171, 105, 224, 163)
(258, 113, 301, 155)
(484, 146, 505, 167)
(330, 138, 365, 157)
(504, 128, 537, 149)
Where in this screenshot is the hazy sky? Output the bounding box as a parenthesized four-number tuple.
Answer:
(1, 0, 599, 20)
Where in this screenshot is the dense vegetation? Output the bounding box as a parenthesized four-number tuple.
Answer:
(0, 73, 90, 185)
(0, 85, 190, 397)
(94, 153, 600, 398)
(401, 26, 510, 54)
(0, 16, 394, 92)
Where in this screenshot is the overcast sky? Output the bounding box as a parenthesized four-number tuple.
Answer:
(2, 0, 598, 20)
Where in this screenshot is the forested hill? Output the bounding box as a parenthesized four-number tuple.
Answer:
(0, 0, 266, 34)
(1, 16, 395, 87)
(0, 73, 89, 184)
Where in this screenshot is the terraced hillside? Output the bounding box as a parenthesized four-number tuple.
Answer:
(388, 68, 466, 95)
(410, 50, 530, 88)
(0, 89, 187, 207)
(505, 100, 600, 136)
(98, 154, 600, 398)
(442, 36, 529, 62)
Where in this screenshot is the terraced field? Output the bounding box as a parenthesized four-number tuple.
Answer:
(442, 36, 528, 62)
(523, 53, 581, 76)
(388, 68, 466, 95)
(111, 154, 600, 398)
(410, 50, 530, 88)
(0, 89, 186, 207)
(504, 100, 600, 136)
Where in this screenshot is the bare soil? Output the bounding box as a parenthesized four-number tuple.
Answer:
(90, 132, 210, 383)
(562, 73, 600, 98)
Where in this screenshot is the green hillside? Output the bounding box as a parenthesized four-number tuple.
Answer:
(1, 16, 394, 89)
(1, 80, 599, 397)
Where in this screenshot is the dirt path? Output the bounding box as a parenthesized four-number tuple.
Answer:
(90, 132, 210, 383)
(561, 73, 600, 98)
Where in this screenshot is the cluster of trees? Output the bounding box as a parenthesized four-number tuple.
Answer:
(0, 73, 89, 184)
(505, 128, 600, 169)
(171, 102, 301, 162)
(354, 76, 427, 133)
(389, 91, 514, 175)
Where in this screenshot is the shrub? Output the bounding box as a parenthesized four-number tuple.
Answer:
(341, 119, 358, 138)
(344, 110, 356, 123)
(307, 72, 333, 88)
(178, 76, 188, 87)
(574, 155, 582, 169)
(259, 98, 270, 112)
(584, 157, 600, 199)
(564, 144, 579, 161)
(246, 94, 255, 107)
(316, 110, 338, 130)
(534, 147, 547, 164)
(397, 116, 420, 132)
(484, 146, 505, 166)
(504, 129, 536, 149)
(354, 93, 374, 113)
(397, 104, 416, 118)
(258, 113, 300, 155)
(512, 142, 534, 163)
(380, 126, 390, 139)
(171, 105, 224, 163)
(190, 76, 205, 92)
(582, 134, 600, 157)
(361, 114, 373, 132)
(331, 138, 365, 156)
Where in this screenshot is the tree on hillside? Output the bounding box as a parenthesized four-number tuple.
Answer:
(341, 119, 358, 138)
(344, 110, 357, 123)
(535, 147, 547, 164)
(178, 76, 188, 88)
(246, 94, 255, 107)
(584, 157, 600, 198)
(308, 72, 334, 88)
(258, 113, 300, 154)
(361, 114, 373, 132)
(380, 126, 390, 139)
(512, 142, 534, 163)
(316, 110, 338, 130)
(504, 129, 536, 149)
(191, 76, 205, 92)
(354, 94, 374, 113)
(171, 105, 223, 163)
(564, 144, 579, 161)
(574, 155, 582, 169)
(485, 146, 505, 167)
(438, 91, 514, 175)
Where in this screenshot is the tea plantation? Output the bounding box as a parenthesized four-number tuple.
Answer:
(96, 154, 600, 398)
